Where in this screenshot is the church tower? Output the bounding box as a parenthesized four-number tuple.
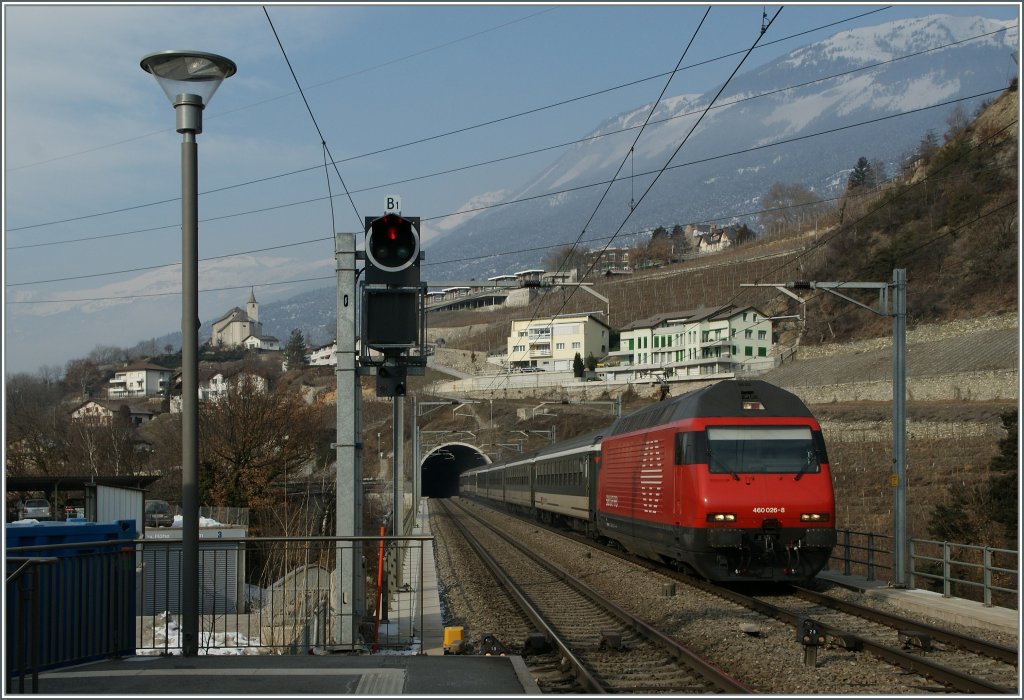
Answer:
(247, 288, 259, 324)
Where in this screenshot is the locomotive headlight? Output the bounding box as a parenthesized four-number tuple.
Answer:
(800, 513, 830, 522)
(707, 513, 737, 523)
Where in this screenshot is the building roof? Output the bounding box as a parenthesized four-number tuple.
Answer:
(619, 309, 703, 332)
(6, 474, 162, 493)
(618, 305, 768, 331)
(511, 312, 611, 330)
(72, 398, 162, 415)
(214, 306, 251, 326)
(116, 362, 173, 373)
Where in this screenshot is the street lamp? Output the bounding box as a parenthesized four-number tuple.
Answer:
(140, 49, 235, 658)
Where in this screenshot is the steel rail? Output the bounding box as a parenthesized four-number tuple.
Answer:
(445, 499, 756, 694)
(791, 585, 1019, 665)
(438, 499, 606, 693)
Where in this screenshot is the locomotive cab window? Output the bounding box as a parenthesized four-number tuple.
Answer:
(705, 426, 821, 475)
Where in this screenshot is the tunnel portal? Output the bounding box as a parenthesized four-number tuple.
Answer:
(420, 442, 490, 498)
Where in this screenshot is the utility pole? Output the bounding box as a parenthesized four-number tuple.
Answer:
(742, 269, 908, 587)
(334, 231, 362, 646)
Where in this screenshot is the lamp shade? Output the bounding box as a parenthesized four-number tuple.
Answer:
(140, 50, 236, 105)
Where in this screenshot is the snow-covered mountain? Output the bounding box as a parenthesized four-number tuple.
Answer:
(132, 14, 1018, 353)
(423, 13, 1018, 279)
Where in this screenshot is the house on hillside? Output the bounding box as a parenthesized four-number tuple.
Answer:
(505, 312, 610, 372)
(605, 304, 773, 382)
(71, 399, 158, 427)
(242, 334, 280, 352)
(210, 289, 263, 349)
(583, 247, 631, 275)
(106, 362, 173, 399)
(169, 366, 271, 413)
(690, 224, 739, 255)
(309, 341, 338, 367)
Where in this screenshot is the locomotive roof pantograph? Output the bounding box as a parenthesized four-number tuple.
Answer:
(609, 380, 816, 436)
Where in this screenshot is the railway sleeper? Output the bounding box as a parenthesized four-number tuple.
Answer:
(898, 630, 933, 652)
(828, 633, 864, 651)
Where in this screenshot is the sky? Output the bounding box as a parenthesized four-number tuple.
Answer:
(3, 2, 1021, 376)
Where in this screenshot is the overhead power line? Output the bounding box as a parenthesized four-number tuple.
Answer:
(9, 5, 947, 236)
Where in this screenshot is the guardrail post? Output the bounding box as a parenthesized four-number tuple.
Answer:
(842, 531, 851, 576)
(866, 532, 875, 581)
(908, 540, 916, 588)
(942, 542, 952, 598)
(983, 547, 993, 607)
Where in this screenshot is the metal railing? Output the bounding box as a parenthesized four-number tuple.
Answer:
(908, 539, 1018, 608)
(826, 529, 1018, 609)
(136, 534, 431, 655)
(6, 534, 431, 674)
(6, 556, 57, 694)
(6, 541, 136, 692)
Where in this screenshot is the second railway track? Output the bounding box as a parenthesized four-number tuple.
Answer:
(437, 498, 753, 694)
(434, 497, 1020, 694)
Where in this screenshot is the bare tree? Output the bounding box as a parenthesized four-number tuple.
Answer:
(4, 372, 68, 476)
(199, 376, 330, 530)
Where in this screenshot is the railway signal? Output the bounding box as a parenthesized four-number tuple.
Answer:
(360, 203, 427, 399)
(364, 214, 420, 286)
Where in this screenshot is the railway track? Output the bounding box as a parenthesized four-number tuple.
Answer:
(438, 499, 753, 694)
(685, 578, 1019, 695)
(457, 498, 1019, 694)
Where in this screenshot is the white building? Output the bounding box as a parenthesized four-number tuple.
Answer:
(606, 305, 773, 381)
(71, 399, 156, 427)
(170, 368, 269, 413)
(107, 362, 173, 399)
(210, 289, 263, 349)
(242, 334, 280, 352)
(308, 341, 338, 366)
(505, 312, 610, 372)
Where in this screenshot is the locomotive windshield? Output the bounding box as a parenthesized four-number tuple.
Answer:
(705, 426, 820, 475)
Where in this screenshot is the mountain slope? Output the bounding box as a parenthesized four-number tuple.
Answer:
(424, 13, 1017, 279)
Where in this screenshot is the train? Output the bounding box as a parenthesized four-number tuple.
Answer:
(458, 379, 837, 582)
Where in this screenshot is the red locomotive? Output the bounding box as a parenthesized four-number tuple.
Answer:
(596, 379, 836, 581)
(460, 380, 836, 582)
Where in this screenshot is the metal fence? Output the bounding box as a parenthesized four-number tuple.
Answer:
(7, 533, 431, 684)
(826, 529, 1018, 609)
(6, 542, 136, 692)
(136, 535, 430, 655)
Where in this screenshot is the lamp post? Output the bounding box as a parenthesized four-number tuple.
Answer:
(140, 50, 235, 657)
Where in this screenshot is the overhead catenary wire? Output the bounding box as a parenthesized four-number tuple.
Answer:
(491, 5, 781, 389)
(9, 5, 951, 238)
(8, 113, 1016, 301)
(263, 5, 360, 232)
(5, 6, 560, 175)
(7, 86, 1009, 290)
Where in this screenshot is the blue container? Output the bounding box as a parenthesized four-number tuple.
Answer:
(6, 520, 137, 675)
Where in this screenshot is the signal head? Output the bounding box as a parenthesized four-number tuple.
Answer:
(366, 214, 419, 274)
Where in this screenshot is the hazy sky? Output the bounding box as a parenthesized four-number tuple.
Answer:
(3, 2, 1020, 375)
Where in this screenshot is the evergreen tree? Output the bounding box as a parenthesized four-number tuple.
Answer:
(572, 352, 585, 378)
(283, 328, 307, 370)
(847, 156, 873, 190)
(985, 410, 1018, 541)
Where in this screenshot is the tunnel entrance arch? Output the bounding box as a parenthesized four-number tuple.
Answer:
(419, 442, 490, 498)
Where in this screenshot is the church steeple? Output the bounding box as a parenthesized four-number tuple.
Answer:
(246, 288, 259, 324)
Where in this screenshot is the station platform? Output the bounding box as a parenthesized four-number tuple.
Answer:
(23, 653, 540, 695)
(18, 499, 541, 696)
(817, 570, 1020, 635)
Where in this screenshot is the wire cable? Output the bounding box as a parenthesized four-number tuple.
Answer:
(9, 6, 941, 237)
